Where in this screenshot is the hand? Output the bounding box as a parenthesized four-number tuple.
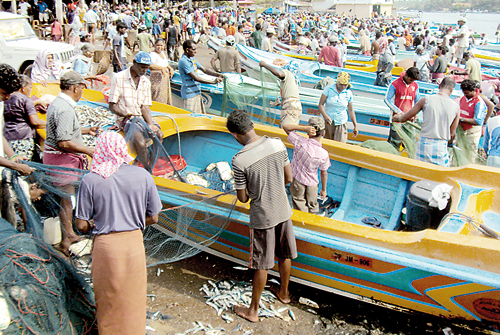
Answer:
(392, 114, 401, 123)
(152, 125, 163, 139)
(323, 115, 332, 125)
(89, 126, 99, 136)
(320, 189, 327, 199)
(15, 163, 33, 176)
(214, 76, 223, 84)
(352, 126, 358, 138)
(259, 60, 266, 67)
(306, 126, 316, 137)
(33, 100, 48, 108)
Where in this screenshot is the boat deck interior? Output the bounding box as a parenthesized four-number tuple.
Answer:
(162, 130, 411, 232)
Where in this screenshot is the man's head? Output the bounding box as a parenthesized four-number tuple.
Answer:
(225, 35, 235, 46)
(463, 51, 471, 60)
(437, 45, 448, 55)
(439, 76, 456, 95)
(375, 30, 382, 39)
(457, 17, 466, 26)
(329, 35, 338, 45)
(255, 23, 262, 31)
(0, 64, 22, 102)
(183, 39, 197, 57)
(238, 24, 244, 33)
(403, 67, 420, 84)
(60, 71, 87, 102)
(266, 28, 275, 37)
(227, 110, 254, 145)
(117, 21, 127, 34)
(308, 116, 325, 138)
(131, 51, 151, 76)
(460, 79, 479, 99)
(19, 75, 33, 97)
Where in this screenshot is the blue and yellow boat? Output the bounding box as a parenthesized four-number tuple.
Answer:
(153, 112, 500, 332)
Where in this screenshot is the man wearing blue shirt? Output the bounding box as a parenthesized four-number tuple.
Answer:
(178, 40, 223, 113)
(37, 0, 48, 23)
(318, 72, 358, 143)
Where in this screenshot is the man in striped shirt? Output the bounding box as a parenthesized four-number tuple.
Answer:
(283, 117, 330, 213)
(228, 110, 297, 323)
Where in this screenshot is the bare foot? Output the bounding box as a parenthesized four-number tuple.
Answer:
(271, 286, 291, 304)
(53, 242, 71, 257)
(234, 305, 259, 323)
(68, 235, 83, 244)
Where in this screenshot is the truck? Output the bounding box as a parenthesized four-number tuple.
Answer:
(0, 12, 74, 75)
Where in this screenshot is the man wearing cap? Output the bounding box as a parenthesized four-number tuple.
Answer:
(414, 45, 430, 82)
(318, 72, 358, 143)
(211, 36, 241, 74)
(261, 28, 275, 53)
(455, 18, 469, 65)
(44, 71, 98, 256)
(112, 21, 129, 73)
(134, 25, 154, 53)
(144, 6, 157, 30)
(282, 117, 330, 214)
(259, 60, 302, 127)
(179, 40, 224, 114)
(318, 35, 342, 68)
(452, 52, 481, 82)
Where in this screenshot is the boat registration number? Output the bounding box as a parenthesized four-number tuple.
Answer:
(332, 251, 372, 268)
(369, 118, 390, 127)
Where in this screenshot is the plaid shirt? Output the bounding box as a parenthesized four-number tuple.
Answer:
(288, 131, 331, 187)
(108, 68, 152, 126)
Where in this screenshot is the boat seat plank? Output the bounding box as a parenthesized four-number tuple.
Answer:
(332, 166, 407, 231)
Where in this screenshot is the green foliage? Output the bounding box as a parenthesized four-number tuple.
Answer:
(396, 0, 497, 12)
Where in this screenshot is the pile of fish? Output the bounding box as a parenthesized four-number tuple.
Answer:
(75, 105, 116, 147)
(200, 279, 296, 322)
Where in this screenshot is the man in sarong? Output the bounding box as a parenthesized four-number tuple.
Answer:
(43, 71, 97, 255)
(259, 60, 302, 127)
(393, 77, 460, 167)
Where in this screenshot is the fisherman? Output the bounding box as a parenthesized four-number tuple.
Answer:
(393, 77, 460, 167)
(261, 27, 275, 53)
(370, 31, 381, 60)
(455, 17, 469, 65)
(210, 36, 241, 74)
(112, 21, 128, 73)
(451, 52, 481, 83)
(318, 35, 342, 68)
(384, 67, 421, 149)
(259, 60, 302, 127)
(76, 132, 162, 335)
(318, 72, 358, 143)
(227, 109, 297, 323)
(43, 71, 97, 255)
(178, 40, 224, 114)
(282, 117, 330, 214)
(108, 51, 162, 171)
(427, 45, 448, 83)
(249, 23, 264, 49)
(457, 79, 489, 163)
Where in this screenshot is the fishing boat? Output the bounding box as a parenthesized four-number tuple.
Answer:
(153, 112, 500, 332)
(235, 44, 464, 97)
(31, 84, 500, 331)
(169, 72, 392, 141)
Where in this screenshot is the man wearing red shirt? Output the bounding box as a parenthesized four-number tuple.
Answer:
(318, 35, 342, 68)
(384, 67, 421, 148)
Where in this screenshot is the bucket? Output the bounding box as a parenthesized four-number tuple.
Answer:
(43, 217, 62, 245)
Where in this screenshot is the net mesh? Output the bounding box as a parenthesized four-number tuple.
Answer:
(220, 69, 281, 126)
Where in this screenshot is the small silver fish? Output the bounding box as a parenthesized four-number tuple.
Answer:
(221, 313, 234, 323)
(289, 309, 296, 321)
(233, 266, 248, 271)
(307, 308, 318, 315)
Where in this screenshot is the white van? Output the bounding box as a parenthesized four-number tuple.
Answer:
(0, 12, 74, 74)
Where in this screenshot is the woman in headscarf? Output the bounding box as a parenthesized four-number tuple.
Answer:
(68, 15, 83, 45)
(30, 49, 62, 86)
(149, 38, 174, 105)
(75, 131, 162, 335)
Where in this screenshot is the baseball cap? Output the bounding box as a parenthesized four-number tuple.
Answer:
(266, 27, 276, 34)
(225, 35, 235, 45)
(458, 17, 466, 22)
(60, 71, 88, 87)
(134, 51, 151, 65)
(416, 45, 424, 50)
(329, 35, 338, 43)
(308, 116, 325, 132)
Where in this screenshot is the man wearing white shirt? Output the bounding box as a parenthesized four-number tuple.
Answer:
(83, 6, 100, 44)
(455, 18, 469, 65)
(19, 0, 31, 17)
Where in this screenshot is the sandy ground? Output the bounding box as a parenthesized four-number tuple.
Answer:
(83, 38, 485, 335)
